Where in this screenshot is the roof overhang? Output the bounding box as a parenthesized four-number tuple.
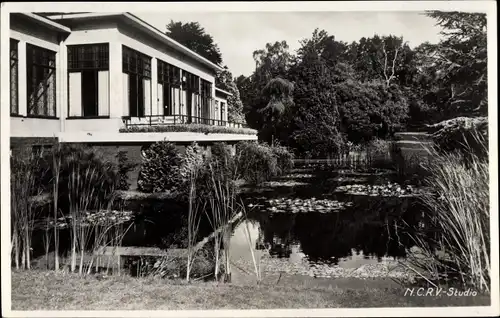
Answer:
(45, 12, 224, 73)
(16, 13, 71, 33)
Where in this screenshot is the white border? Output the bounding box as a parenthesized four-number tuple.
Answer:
(1, 2, 498, 317)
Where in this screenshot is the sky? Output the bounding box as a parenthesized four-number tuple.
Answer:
(136, 11, 445, 77)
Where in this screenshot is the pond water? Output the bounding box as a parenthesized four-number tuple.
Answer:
(30, 163, 426, 282)
(229, 164, 425, 281)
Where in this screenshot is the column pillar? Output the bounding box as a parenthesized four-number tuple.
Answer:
(18, 40, 27, 116)
(109, 42, 123, 118)
(151, 58, 158, 116)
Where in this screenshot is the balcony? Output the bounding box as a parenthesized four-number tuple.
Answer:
(119, 114, 256, 137)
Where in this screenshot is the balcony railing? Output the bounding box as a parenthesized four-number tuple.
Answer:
(122, 114, 248, 129)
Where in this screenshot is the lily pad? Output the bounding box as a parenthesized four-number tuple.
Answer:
(263, 197, 353, 214)
(334, 182, 429, 197)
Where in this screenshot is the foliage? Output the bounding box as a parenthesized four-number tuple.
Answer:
(428, 116, 488, 160)
(242, 41, 292, 134)
(269, 144, 294, 176)
(335, 80, 409, 143)
(116, 151, 137, 191)
(258, 77, 294, 144)
(216, 66, 245, 123)
(166, 20, 222, 65)
(409, 148, 490, 291)
(137, 141, 184, 193)
(287, 53, 346, 157)
(11, 147, 50, 269)
(179, 142, 207, 183)
(210, 142, 236, 177)
(423, 11, 487, 117)
(43, 145, 119, 214)
(119, 123, 256, 135)
(235, 141, 278, 184)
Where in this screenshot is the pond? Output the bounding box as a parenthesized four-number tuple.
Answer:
(230, 164, 426, 282)
(29, 163, 427, 282)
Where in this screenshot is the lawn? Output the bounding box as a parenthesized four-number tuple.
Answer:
(10, 270, 490, 310)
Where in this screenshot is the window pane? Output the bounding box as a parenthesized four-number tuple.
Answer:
(68, 44, 109, 70)
(82, 71, 98, 116)
(26, 44, 56, 117)
(10, 39, 19, 114)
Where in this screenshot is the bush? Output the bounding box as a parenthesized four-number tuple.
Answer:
(270, 143, 294, 176)
(427, 116, 488, 160)
(137, 141, 183, 193)
(116, 151, 137, 191)
(235, 141, 278, 184)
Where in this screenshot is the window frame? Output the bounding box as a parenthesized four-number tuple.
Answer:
(10, 38, 19, 116)
(26, 43, 57, 118)
(122, 45, 152, 118)
(67, 43, 110, 119)
(157, 59, 181, 116)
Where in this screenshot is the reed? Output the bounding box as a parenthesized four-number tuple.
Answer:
(10, 147, 48, 270)
(204, 153, 241, 283)
(402, 129, 490, 291)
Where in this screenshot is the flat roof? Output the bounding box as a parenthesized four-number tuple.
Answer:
(45, 12, 223, 73)
(16, 13, 71, 33)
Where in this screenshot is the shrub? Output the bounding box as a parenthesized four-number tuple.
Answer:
(137, 141, 183, 193)
(427, 116, 488, 160)
(210, 142, 236, 178)
(235, 141, 278, 184)
(116, 151, 137, 191)
(270, 143, 294, 176)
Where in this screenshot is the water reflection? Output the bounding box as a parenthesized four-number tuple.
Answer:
(232, 167, 425, 272)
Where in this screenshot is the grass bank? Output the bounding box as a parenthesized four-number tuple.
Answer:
(11, 270, 490, 310)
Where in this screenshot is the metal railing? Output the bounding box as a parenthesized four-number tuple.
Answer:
(122, 114, 248, 129)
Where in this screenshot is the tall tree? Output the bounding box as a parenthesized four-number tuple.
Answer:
(347, 35, 416, 88)
(242, 41, 293, 134)
(424, 11, 487, 116)
(215, 67, 245, 123)
(166, 20, 223, 65)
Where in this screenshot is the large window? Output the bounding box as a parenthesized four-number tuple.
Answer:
(27, 44, 56, 117)
(157, 59, 180, 116)
(10, 39, 19, 115)
(200, 79, 212, 120)
(122, 46, 151, 117)
(68, 43, 110, 117)
(182, 70, 200, 122)
(220, 101, 226, 123)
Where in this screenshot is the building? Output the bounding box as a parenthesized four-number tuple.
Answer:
(8, 12, 256, 188)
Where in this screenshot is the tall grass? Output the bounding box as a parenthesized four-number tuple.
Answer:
(51, 142, 61, 271)
(403, 130, 490, 291)
(11, 147, 49, 270)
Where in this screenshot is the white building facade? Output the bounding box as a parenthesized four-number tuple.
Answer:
(9, 12, 255, 145)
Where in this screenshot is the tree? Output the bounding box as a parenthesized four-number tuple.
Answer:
(259, 77, 294, 144)
(334, 80, 409, 143)
(347, 35, 415, 87)
(166, 20, 223, 65)
(423, 11, 487, 117)
(215, 66, 245, 123)
(286, 31, 347, 157)
(241, 41, 293, 134)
